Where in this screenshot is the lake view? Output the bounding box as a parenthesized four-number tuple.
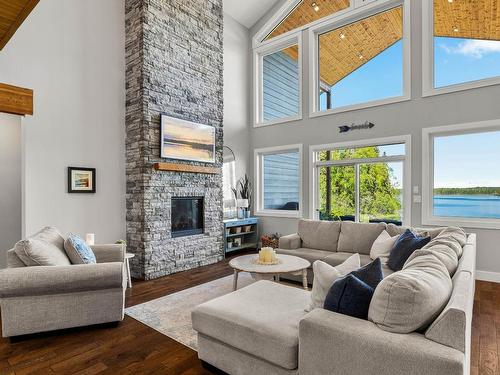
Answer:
(433, 195, 500, 219)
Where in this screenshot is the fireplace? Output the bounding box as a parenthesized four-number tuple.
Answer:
(171, 197, 204, 238)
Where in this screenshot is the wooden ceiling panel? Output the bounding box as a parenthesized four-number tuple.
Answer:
(0, 0, 39, 50)
(265, 0, 351, 41)
(434, 0, 500, 40)
(318, 6, 403, 86)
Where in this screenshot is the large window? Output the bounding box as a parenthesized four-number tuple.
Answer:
(255, 145, 302, 217)
(317, 6, 405, 112)
(423, 121, 500, 228)
(424, 0, 500, 95)
(311, 138, 410, 225)
(255, 36, 302, 126)
(254, 0, 410, 126)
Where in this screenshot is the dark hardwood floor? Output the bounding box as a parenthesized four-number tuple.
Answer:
(0, 254, 498, 375)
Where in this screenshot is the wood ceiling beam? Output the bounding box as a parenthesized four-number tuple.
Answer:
(0, 0, 39, 51)
(0, 83, 33, 115)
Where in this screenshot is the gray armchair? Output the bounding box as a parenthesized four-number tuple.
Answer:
(0, 244, 126, 337)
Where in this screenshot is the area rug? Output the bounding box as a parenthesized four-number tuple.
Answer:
(125, 273, 255, 351)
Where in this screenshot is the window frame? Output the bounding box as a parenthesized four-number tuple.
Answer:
(308, 0, 411, 117)
(422, 0, 500, 97)
(309, 135, 412, 225)
(254, 144, 303, 218)
(253, 33, 303, 128)
(422, 119, 500, 229)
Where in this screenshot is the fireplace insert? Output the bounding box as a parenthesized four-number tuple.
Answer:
(171, 197, 204, 238)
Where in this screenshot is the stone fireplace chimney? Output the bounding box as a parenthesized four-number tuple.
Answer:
(125, 0, 224, 280)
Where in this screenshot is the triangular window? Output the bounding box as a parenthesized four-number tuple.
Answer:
(263, 0, 351, 42)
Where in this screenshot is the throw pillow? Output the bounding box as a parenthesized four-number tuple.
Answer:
(370, 230, 399, 262)
(387, 229, 431, 271)
(323, 274, 374, 320)
(14, 227, 71, 266)
(350, 257, 384, 289)
(64, 234, 97, 264)
(306, 253, 360, 312)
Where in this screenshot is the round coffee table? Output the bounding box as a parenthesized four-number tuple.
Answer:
(229, 254, 310, 291)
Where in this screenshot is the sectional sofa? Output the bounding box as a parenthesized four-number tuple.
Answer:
(192, 220, 475, 375)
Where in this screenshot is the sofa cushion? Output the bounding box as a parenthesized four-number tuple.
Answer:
(307, 254, 360, 312)
(386, 224, 445, 239)
(370, 230, 399, 262)
(276, 248, 332, 265)
(338, 222, 386, 255)
(368, 253, 452, 333)
(14, 227, 71, 266)
(298, 219, 341, 252)
(64, 234, 97, 264)
(405, 245, 458, 276)
(324, 274, 374, 320)
(423, 227, 466, 258)
(387, 230, 431, 271)
(192, 281, 310, 370)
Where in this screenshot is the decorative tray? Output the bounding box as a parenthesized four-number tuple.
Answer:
(254, 258, 279, 266)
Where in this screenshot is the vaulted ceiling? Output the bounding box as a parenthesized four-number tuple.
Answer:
(223, 0, 280, 28)
(0, 0, 39, 50)
(274, 0, 499, 88)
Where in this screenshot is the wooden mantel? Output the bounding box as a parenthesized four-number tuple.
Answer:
(0, 83, 33, 115)
(153, 162, 220, 175)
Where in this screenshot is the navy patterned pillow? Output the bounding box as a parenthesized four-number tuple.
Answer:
(64, 234, 97, 264)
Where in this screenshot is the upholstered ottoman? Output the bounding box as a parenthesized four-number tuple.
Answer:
(192, 280, 310, 375)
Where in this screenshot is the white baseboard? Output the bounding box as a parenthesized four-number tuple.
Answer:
(476, 270, 500, 283)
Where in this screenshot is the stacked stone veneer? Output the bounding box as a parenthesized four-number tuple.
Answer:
(125, 0, 224, 280)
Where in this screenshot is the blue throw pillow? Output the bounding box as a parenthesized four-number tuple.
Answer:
(323, 275, 374, 320)
(323, 258, 384, 320)
(64, 234, 97, 264)
(387, 229, 431, 271)
(350, 257, 383, 289)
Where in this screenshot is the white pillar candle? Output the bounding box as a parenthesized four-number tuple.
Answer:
(85, 233, 95, 246)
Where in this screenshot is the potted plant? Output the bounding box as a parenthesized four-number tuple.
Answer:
(232, 174, 252, 218)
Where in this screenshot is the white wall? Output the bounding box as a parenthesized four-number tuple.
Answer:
(0, 0, 126, 243)
(249, 0, 500, 278)
(0, 114, 22, 267)
(223, 13, 251, 182)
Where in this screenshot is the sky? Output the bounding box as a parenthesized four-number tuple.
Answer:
(321, 40, 403, 110)
(321, 36, 500, 110)
(434, 131, 500, 188)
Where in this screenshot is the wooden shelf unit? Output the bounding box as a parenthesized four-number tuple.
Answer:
(224, 218, 258, 256)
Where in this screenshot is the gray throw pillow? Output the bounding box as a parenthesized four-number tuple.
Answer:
(14, 227, 71, 266)
(368, 252, 452, 333)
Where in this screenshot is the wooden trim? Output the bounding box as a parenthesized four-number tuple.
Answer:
(0, 0, 40, 51)
(153, 162, 220, 175)
(0, 82, 33, 115)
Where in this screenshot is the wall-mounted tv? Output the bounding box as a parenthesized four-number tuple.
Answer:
(160, 115, 215, 163)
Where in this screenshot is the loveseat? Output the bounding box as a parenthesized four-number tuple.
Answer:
(0, 227, 127, 337)
(192, 220, 475, 375)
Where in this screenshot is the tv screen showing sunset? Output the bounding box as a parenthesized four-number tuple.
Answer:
(161, 116, 215, 163)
